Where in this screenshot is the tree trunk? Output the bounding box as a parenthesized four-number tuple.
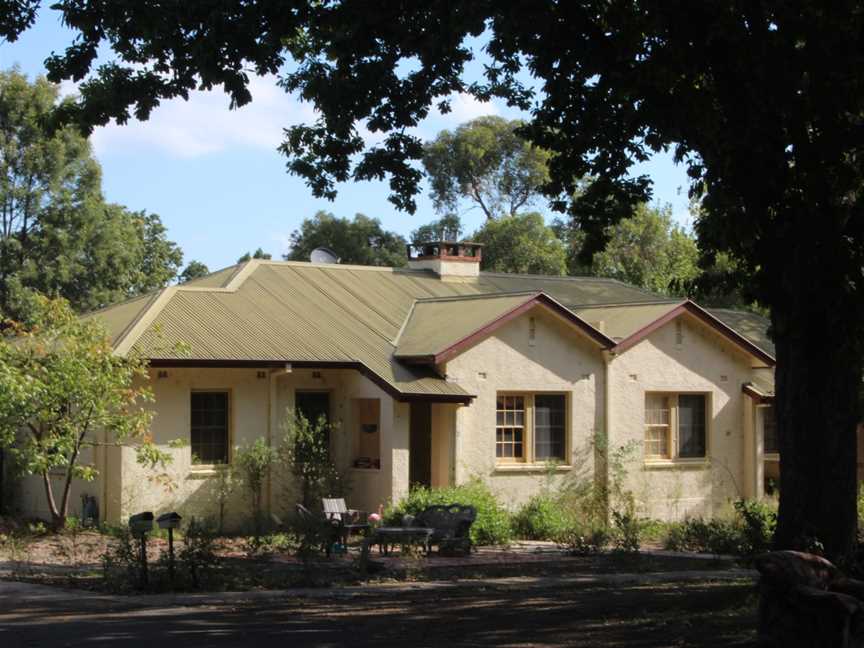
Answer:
(772, 251, 862, 561)
(41, 471, 65, 529)
(0, 447, 5, 515)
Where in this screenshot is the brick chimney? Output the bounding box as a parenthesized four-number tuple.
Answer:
(406, 241, 483, 280)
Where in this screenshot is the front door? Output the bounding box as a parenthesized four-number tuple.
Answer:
(409, 402, 432, 489)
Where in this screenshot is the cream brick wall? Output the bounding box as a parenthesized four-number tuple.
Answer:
(444, 306, 606, 510)
(607, 313, 759, 520)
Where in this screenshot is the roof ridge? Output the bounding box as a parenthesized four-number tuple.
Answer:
(414, 291, 540, 304)
(570, 299, 682, 309)
(707, 306, 771, 321)
(113, 286, 179, 356)
(250, 259, 433, 273)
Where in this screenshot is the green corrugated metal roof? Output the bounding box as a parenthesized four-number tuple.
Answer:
(570, 302, 680, 341)
(709, 308, 775, 358)
(395, 293, 540, 359)
(82, 292, 160, 346)
(89, 260, 774, 399)
(179, 264, 243, 288)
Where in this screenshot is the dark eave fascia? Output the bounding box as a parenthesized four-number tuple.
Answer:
(146, 358, 475, 404)
(610, 300, 776, 367)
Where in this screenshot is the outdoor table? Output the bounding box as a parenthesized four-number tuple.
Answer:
(371, 526, 434, 556)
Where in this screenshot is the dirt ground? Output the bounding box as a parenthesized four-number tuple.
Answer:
(0, 578, 757, 647)
(0, 528, 739, 593)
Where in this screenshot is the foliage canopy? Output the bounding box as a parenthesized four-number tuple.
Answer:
(0, 295, 167, 526)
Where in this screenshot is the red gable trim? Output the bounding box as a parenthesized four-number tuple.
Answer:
(610, 300, 776, 366)
(430, 292, 616, 366)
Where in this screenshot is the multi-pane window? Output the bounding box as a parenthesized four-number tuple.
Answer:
(644, 394, 671, 458)
(496, 393, 567, 463)
(763, 406, 778, 455)
(496, 395, 525, 460)
(191, 391, 229, 464)
(644, 393, 708, 460)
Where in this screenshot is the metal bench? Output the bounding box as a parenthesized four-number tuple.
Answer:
(409, 503, 477, 556)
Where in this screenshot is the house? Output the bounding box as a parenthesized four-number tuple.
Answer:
(18, 241, 779, 527)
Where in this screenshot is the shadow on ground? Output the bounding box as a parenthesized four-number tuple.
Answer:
(0, 579, 757, 647)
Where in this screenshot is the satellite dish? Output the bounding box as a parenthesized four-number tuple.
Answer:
(310, 247, 340, 264)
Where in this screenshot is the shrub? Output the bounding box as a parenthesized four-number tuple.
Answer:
(234, 438, 278, 537)
(664, 517, 740, 554)
(385, 478, 512, 546)
(101, 526, 143, 592)
(279, 413, 348, 509)
(556, 524, 610, 556)
(663, 517, 739, 555)
(177, 519, 220, 589)
(663, 499, 776, 557)
(734, 498, 776, 556)
(611, 506, 641, 553)
(511, 493, 575, 540)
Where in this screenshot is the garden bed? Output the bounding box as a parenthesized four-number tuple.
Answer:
(0, 524, 739, 595)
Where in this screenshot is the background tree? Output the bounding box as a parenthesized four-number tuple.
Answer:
(0, 295, 168, 527)
(178, 260, 210, 284)
(550, 217, 589, 277)
(286, 211, 406, 267)
(422, 116, 550, 220)
(0, 69, 182, 318)
(409, 213, 463, 244)
(237, 248, 272, 263)
(14, 1, 864, 558)
(473, 212, 566, 276)
(592, 204, 699, 296)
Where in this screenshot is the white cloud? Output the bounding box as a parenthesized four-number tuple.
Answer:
(60, 75, 512, 159)
(437, 92, 501, 123)
(82, 75, 316, 158)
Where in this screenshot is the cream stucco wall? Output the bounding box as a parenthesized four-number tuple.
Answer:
(443, 306, 606, 510)
(79, 366, 405, 529)
(17, 444, 105, 523)
(607, 313, 764, 520)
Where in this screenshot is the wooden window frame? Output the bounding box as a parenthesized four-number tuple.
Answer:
(495, 392, 570, 465)
(759, 404, 779, 459)
(190, 389, 232, 467)
(644, 392, 710, 463)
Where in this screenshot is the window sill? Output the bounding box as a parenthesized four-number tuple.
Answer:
(643, 458, 710, 469)
(350, 467, 381, 473)
(764, 453, 780, 461)
(494, 464, 572, 474)
(188, 465, 230, 478)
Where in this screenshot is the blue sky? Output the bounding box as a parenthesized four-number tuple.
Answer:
(0, 9, 692, 273)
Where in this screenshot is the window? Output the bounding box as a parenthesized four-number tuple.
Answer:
(191, 391, 229, 464)
(644, 393, 708, 460)
(496, 395, 525, 460)
(644, 394, 671, 458)
(534, 395, 566, 460)
(295, 391, 330, 426)
(496, 393, 567, 463)
(763, 406, 778, 455)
